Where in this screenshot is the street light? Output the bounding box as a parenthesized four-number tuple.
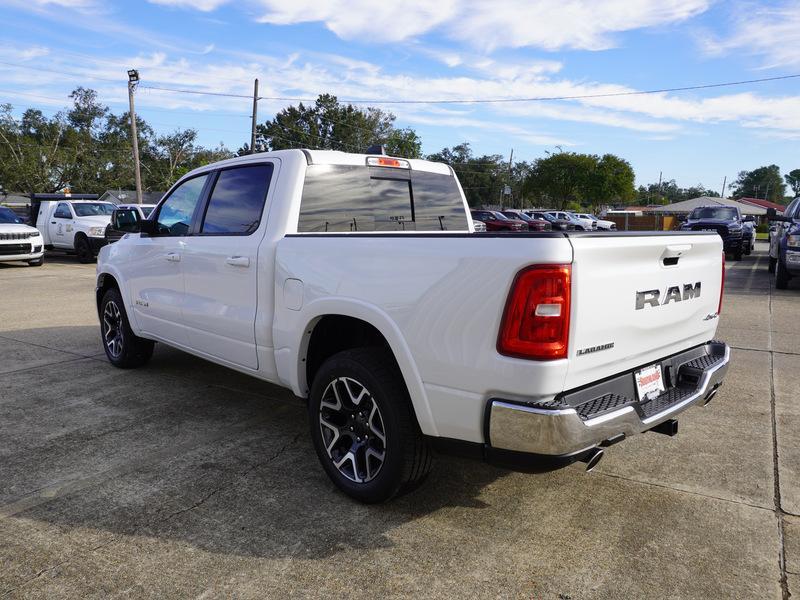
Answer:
(127, 68, 142, 204)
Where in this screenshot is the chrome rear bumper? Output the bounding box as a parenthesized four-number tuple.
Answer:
(488, 341, 730, 457)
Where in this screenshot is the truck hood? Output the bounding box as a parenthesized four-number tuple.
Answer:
(76, 215, 112, 226)
(0, 223, 38, 234)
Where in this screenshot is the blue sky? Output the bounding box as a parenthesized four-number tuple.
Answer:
(1, 0, 799, 191)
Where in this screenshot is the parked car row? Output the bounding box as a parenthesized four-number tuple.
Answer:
(469, 209, 618, 232)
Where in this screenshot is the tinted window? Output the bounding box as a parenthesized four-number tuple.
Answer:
(298, 164, 468, 232)
(201, 164, 273, 234)
(409, 170, 469, 231)
(54, 203, 71, 218)
(0, 207, 21, 223)
(156, 174, 209, 235)
(73, 203, 115, 217)
(787, 198, 800, 218)
(689, 207, 737, 220)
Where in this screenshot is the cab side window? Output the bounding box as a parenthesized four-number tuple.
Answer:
(155, 174, 209, 235)
(54, 203, 71, 219)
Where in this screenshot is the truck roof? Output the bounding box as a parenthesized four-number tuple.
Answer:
(183, 149, 453, 179)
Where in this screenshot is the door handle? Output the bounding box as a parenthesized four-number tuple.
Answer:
(51, 221, 56, 224)
(165, 252, 181, 262)
(226, 256, 250, 268)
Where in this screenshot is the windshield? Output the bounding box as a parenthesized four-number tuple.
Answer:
(0, 207, 22, 224)
(493, 212, 509, 220)
(73, 203, 116, 217)
(536, 213, 555, 222)
(689, 207, 737, 220)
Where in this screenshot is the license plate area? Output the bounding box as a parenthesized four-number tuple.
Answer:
(634, 364, 666, 402)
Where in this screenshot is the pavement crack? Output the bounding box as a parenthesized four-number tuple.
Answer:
(162, 431, 302, 523)
(767, 284, 791, 600)
(594, 469, 774, 514)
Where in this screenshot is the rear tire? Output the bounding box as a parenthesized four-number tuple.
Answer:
(776, 258, 790, 290)
(75, 235, 93, 263)
(308, 347, 432, 503)
(100, 288, 154, 368)
(769, 257, 777, 273)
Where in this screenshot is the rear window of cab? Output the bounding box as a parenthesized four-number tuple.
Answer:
(298, 164, 469, 232)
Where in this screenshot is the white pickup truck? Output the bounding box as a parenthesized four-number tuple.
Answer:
(96, 150, 730, 502)
(32, 196, 116, 262)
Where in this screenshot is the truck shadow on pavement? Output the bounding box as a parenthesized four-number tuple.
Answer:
(1, 329, 508, 560)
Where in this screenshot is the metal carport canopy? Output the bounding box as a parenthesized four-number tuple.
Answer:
(647, 196, 767, 216)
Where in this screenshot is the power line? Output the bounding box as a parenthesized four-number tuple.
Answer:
(143, 73, 800, 105)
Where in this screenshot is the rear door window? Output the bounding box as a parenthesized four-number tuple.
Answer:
(298, 164, 468, 232)
(200, 164, 274, 235)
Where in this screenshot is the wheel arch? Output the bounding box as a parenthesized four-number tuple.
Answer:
(281, 300, 437, 437)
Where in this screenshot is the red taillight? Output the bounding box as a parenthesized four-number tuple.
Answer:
(498, 264, 571, 360)
(718, 251, 725, 314)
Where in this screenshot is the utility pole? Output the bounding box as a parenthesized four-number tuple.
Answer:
(764, 182, 771, 202)
(127, 69, 143, 205)
(250, 78, 259, 154)
(721, 176, 727, 199)
(507, 148, 514, 207)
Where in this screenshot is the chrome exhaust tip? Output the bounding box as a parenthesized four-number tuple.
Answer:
(704, 386, 719, 406)
(579, 447, 604, 472)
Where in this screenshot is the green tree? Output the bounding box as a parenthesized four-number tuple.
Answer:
(0, 89, 233, 195)
(426, 143, 504, 207)
(587, 154, 636, 209)
(731, 165, 786, 203)
(253, 94, 422, 158)
(635, 180, 720, 205)
(524, 152, 594, 209)
(784, 169, 800, 197)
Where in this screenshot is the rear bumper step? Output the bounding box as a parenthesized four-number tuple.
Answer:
(487, 340, 730, 457)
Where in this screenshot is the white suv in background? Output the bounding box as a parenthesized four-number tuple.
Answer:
(0, 206, 44, 266)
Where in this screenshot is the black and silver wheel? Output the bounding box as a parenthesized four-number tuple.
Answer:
(318, 377, 387, 484)
(75, 235, 93, 263)
(309, 348, 432, 503)
(99, 288, 154, 368)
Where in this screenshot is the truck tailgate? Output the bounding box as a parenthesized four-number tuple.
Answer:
(565, 232, 723, 389)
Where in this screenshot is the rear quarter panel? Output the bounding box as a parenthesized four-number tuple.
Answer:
(274, 234, 574, 441)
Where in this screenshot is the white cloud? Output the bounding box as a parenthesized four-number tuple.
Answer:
(145, 0, 711, 51)
(702, 1, 800, 68)
(148, 0, 230, 10)
(254, 0, 458, 43)
(450, 0, 711, 51)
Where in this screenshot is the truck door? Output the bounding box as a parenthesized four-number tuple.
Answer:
(181, 162, 276, 370)
(125, 173, 211, 346)
(50, 202, 73, 248)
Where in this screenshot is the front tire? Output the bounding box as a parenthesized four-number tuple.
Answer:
(308, 348, 432, 503)
(100, 288, 154, 368)
(75, 235, 94, 263)
(733, 246, 743, 261)
(776, 258, 790, 290)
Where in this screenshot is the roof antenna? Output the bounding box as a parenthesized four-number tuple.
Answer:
(365, 144, 386, 155)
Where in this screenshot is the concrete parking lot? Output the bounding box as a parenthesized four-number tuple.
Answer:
(0, 244, 798, 599)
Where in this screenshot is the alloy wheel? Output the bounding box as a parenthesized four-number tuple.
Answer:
(318, 377, 387, 483)
(103, 300, 124, 358)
